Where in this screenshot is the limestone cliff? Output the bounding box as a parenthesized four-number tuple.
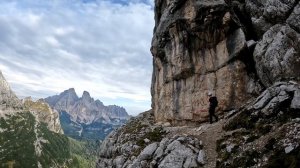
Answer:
(0, 71, 22, 111)
(151, 0, 262, 125)
(23, 97, 63, 134)
(151, 0, 300, 125)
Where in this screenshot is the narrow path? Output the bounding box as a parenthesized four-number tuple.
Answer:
(197, 120, 224, 168)
(165, 119, 225, 168)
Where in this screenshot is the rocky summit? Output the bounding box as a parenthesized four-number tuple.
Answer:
(97, 0, 300, 167)
(45, 88, 130, 140)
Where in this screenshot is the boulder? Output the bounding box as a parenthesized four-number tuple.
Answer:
(254, 25, 300, 87)
(287, 2, 300, 33)
(197, 150, 206, 165)
(139, 143, 158, 160)
(291, 89, 300, 109)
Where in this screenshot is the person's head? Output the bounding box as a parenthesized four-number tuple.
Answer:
(207, 92, 212, 97)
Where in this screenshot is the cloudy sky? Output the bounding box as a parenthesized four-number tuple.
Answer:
(0, 0, 154, 115)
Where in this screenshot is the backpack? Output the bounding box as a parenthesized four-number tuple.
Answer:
(210, 96, 218, 107)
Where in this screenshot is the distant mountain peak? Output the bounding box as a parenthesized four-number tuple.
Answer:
(45, 88, 130, 140)
(82, 90, 89, 95)
(82, 91, 91, 98)
(62, 88, 77, 97)
(45, 89, 130, 124)
(44, 88, 79, 112)
(82, 91, 93, 103)
(0, 70, 21, 108)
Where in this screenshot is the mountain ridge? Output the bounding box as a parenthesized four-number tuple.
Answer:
(45, 88, 129, 124)
(45, 88, 130, 140)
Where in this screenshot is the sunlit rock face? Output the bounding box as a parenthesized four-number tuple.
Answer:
(0, 71, 21, 109)
(150, 0, 261, 125)
(23, 98, 63, 134)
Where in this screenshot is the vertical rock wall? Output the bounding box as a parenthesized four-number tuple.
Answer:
(151, 0, 300, 125)
(151, 0, 262, 125)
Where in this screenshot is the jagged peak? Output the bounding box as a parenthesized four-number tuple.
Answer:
(95, 100, 104, 106)
(82, 91, 90, 98)
(62, 88, 77, 97)
(81, 91, 93, 102)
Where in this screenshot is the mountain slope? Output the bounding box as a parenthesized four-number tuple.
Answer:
(0, 71, 71, 167)
(23, 97, 63, 134)
(0, 111, 71, 167)
(0, 70, 99, 167)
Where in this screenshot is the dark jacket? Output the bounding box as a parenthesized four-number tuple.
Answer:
(209, 96, 218, 109)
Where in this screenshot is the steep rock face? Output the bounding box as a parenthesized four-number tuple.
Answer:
(23, 98, 63, 134)
(151, 0, 261, 125)
(0, 71, 21, 110)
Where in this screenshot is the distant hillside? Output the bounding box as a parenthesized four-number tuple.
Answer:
(45, 88, 130, 140)
(0, 70, 99, 167)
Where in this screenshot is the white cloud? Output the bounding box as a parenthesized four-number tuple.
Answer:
(0, 0, 154, 115)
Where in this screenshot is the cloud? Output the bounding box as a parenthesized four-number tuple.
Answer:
(0, 0, 154, 115)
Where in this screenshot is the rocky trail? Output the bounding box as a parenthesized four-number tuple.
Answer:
(97, 81, 300, 167)
(197, 121, 224, 168)
(165, 119, 225, 168)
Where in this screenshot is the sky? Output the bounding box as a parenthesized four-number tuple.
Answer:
(0, 0, 155, 116)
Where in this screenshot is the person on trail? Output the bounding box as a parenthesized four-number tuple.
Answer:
(208, 92, 218, 124)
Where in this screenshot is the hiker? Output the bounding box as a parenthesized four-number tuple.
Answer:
(208, 92, 218, 124)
